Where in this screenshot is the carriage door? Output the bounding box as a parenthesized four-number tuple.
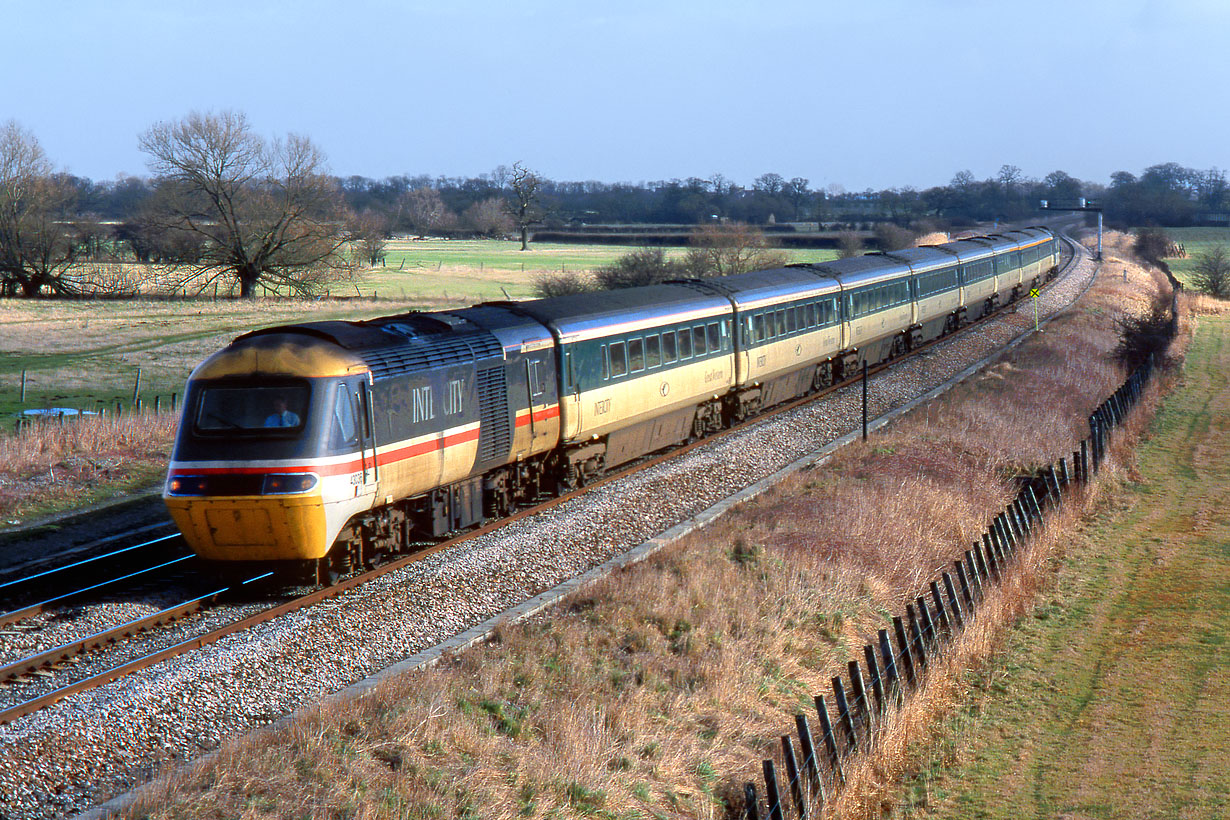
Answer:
(525, 352, 555, 449)
(355, 380, 379, 497)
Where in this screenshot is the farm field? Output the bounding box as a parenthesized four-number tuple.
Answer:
(894, 315, 1230, 819)
(1159, 227, 1230, 287)
(359, 239, 841, 301)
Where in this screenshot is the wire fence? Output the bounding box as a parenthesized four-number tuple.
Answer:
(740, 349, 1159, 820)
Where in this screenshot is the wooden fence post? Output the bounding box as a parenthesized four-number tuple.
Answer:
(832, 677, 858, 752)
(847, 660, 871, 735)
(941, 572, 965, 629)
(1047, 467, 1063, 506)
(916, 595, 937, 651)
(955, 561, 976, 616)
(781, 736, 807, 819)
(763, 759, 786, 820)
(963, 550, 984, 599)
(863, 645, 886, 717)
(794, 714, 824, 804)
(929, 581, 951, 635)
(814, 695, 845, 782)
(907, 604, 928, 672)
(892, 616, 916, 687)
(1026, 485, 1043, 523)
(982, 535, 1000, 582)
(744, 783, 760, 820)
(877, 629, 902, 704)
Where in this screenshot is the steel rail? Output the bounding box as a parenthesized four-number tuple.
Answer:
(0, 533, 182, 593)
(0, 236, 1084, 725)
(0, 554, 195, 628)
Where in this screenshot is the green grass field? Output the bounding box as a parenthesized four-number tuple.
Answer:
(356, 239, 839, 301)
(895, 316, 1230, 819)
(1158, 227, 1230, 288)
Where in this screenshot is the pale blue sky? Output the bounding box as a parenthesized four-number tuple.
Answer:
(2, 0, 1225, 189)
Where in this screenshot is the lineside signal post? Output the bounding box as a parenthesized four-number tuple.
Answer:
(1030, 287, 1041, 331)
(1039, 198, 1103, 260)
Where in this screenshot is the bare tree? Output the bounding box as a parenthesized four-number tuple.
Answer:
(1133, 226, 1172, 265)
(506, 162, 543, 250)
(532, 270, 593, 297)
(754, 172, 786, 195)
(139, 110, 347, 298)
(836, 230, 864, 258)
(786, 177, 810, 219)
(1191, 244, 1230, 298)
(683, 223, 789, 278)
(463, 197, 514, 237)
(873, 222, 916, 251)
(398, 187, 456, 238)
(348, 209, 389, 266)
(0, 121, 86, 297)
(594, 247, 684, 290)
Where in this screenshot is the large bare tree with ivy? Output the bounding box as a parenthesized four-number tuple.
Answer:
(0, 121, 86, 297)
(139, 111, 348, 297)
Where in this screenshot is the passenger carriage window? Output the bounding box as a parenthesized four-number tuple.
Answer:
(707, 322, 720, 352)
(804, 303, 816, 328)
(774, 309, 786, 336)
(754, 313, 766, 342)
(610, 342, 627, 377)
(629, 337, 645, 372)
(677, 328, 692, 359)
(646, 334, 661, 368)
(601, 344, 610, 380)
(786, 307, 797, 334)
(662, 331, 677, 362)
(693, 326, 707, 356)
(722, 320, 731, 349)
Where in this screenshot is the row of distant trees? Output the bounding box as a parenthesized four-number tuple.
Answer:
(4, 109, 1229, 299)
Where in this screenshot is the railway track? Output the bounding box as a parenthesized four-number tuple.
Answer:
(0, 531, 189, 627)
(0, 233, 1086, 729)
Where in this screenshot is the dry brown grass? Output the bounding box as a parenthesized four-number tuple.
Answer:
(117, 255, 1170, 819)
(0, 412, 177, 522)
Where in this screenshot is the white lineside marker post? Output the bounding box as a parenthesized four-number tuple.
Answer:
(1030, 287, 1040, 331)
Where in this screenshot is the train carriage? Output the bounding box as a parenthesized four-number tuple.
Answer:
(684, 268, 844, 419)
(813, 255, 916, 369)
(506, 285, 735, 484)
(883, 246, 964, 345)
(1001, 227, 1059, 289)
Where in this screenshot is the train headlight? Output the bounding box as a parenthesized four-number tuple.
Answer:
(261, 473, 319, 495)
(167, 476, 209, 496)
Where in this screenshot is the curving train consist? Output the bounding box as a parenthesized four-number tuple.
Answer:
(164, 227, 1060, 580)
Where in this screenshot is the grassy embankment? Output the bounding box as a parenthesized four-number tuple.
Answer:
(0, 241, 836, 524)
(109, 239, 1169, 818)
(888, 308, 1230, 819)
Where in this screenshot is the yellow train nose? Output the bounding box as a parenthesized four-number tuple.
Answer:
(164, 494, 329, 561)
